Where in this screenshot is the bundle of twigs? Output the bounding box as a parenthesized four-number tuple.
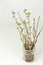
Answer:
(12, 9, 43, 50)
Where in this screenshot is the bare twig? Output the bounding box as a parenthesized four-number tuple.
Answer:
(36, 16, 40, 33)
(33, 18, 36, 44)
(33, 18, 35, 33)
(17, 12, 23, 22)
(35, 26, 43, 43)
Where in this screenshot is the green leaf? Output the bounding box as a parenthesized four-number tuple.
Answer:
(17, 26, 23, 33)
(22, 20, 26, 24)
(19, 27, 23, 32)
(13, 15, 15, 18)
(23, 9, 27, 13)
(12, 11, 15, 18)
(12, 11, 15, 14)
(16, 22, 21, 25)
(26, 12, 31, 17)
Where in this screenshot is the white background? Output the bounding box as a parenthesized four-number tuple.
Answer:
(0, 0, 43, 65)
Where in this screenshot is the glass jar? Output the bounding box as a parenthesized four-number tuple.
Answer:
(23, 48, 35, 62)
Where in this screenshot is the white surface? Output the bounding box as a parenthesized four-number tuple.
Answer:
(0, 0, 43, 65)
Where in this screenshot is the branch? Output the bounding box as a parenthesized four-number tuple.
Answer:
(17, 12, 23, 22)
(35, 26, 43, 43)
(33, 18, 36, 44)
(17, 11, 31, 40)
(23, 9, 31, 24)
(36, 16, 40, 34)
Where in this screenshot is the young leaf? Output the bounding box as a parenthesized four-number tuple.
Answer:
(16, 22, 21, 25)
(26, 12, 31, 17)
(23, 9, 27, 13)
